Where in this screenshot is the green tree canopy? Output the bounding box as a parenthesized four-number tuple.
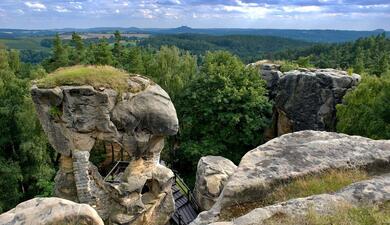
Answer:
(69, 32, 85, 65)
(0, 49, 55, 213)
(90, 38, 113, 65)
(146, 46, 197, 101)
(337, 74, 390, 139)
(175, 51, 272, 176)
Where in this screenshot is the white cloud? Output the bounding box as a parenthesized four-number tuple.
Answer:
(55, 6, 70, 13)
(24, 1, 46, 11)
(282, 5, 322, 13)
(16, 9, 25, 15)
(222, 1, 274, 19)
(69, 2, 83, 10)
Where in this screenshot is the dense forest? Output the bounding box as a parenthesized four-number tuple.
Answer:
(275, 33, 390, 76)
(1, 27, 388, 42)
(140, 34, 312, 63)
(0, 31, 389, 212)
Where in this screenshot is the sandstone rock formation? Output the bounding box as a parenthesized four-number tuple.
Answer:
(248, 61, 282, 100)
(31, 70, 179, 225)
(259, 63, 282, 99)
(272, 69, 360, 136)
(209, 174, 390, 225)
(0, 197, 104, 225)
(193, 156, 237, 211)
(191, 131, 390, 225)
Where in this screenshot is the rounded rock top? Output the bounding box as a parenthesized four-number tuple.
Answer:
(35, 65, 153, 93)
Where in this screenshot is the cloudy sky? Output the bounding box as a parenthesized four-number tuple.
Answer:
(0, 0, 389, 30)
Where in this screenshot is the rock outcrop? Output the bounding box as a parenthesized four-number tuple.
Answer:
(0, 197, 104, 225)
(194, 156, 237, 211)
(256, 62, 282, 99)
(31, 69, 179, 225)
(272, 69, 360, 136)
(209, 174, 390, 225)
(191, 131, 390, 225)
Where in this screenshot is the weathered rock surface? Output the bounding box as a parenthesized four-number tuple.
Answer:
(259, 63, 282, 99)
(31, 73, 179, 225)
(191, 131, 390, 225)
(0, 197, 104, 225)
(273, 69, 360, 136)
(194, 156, 237, 211)
(209, 174, 390, 225)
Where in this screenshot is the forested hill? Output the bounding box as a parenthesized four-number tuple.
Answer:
(140, 34, 312, 63)
(275, 33, 390, 76)
(1, 27, 389, 43)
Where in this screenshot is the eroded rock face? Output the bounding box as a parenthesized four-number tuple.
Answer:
(194, 156, 237, 211)
(274, 69, 360, 136)
(248, 61, 282, 100)
(31, 75, 179, 225)
(191, 131, 390, 225)
(0, 197, 104, 225)
(259, 63, 282, 99)
(209, 174, 390, 225)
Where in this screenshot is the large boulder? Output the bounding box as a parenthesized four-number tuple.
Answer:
(273, 69, 360, 136)
(194, 156, 237, 211)
(31, 66, 179, 225)
(209, 174, 390, 225)
(191, 131, 390, 225)
(0, 197, 104, 225)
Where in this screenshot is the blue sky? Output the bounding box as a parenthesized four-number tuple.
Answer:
(0, 0, 389, 30)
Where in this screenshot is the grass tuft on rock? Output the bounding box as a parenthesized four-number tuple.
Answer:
(268, 169, 368, 203)
(35, 65, 149, 93)
(220, 169, 369, 221)
(264, 202, 390, 225)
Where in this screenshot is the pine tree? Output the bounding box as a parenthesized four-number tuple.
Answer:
(91, 38, 113, 65)
(70, 32, 85, 65)
(52, 34, 69, 68)
(113, 30, 123, 59)
(353, 47, 365, 74)
(123, 47, 144, 74)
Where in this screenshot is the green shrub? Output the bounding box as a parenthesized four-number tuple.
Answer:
(337, 74, 390, 139)
(175, 51, 272, 181)
(278, 60, 300, 72)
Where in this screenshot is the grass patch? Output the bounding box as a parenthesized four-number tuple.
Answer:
(36, 65, 150, 93)
(264, 202, 390, 225)
(220, 169, 369, 221)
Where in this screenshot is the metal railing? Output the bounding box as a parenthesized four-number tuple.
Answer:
(172, 170, 201, 213)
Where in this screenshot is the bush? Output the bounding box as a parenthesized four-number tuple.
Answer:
(337, 74, 390, 139)
(175, 51, 272, 178)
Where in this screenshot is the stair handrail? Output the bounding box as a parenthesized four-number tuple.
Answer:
(172, 169, 201, 213)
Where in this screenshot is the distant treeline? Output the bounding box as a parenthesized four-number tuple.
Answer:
(1, 27, 388, 42)
(140, 34, 312, 63)
(275, 33, 390, 76)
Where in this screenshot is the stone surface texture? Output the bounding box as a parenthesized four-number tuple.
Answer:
(30, 75, 179, 225)
(259, 62, 282, 99)
(273, 68, 360, 136)
(0, 197, 104, 225)
(191, 131, 390, 225)
(208, 174, 390, 225)
(194, 156, 237, 211)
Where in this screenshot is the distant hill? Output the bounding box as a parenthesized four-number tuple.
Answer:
(139, 34, 313, 63)
(0, 27, 389, 43)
